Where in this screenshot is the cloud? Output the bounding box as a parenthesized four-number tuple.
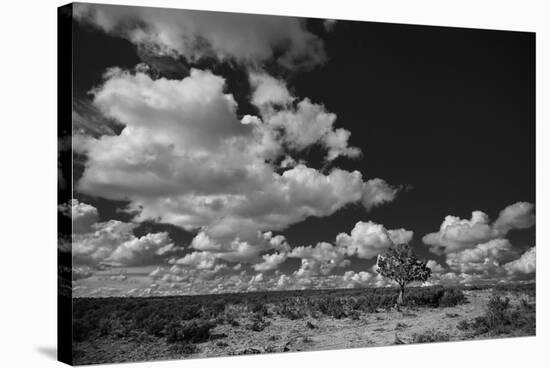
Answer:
(445, 238, 516, 274)
(504, 247, 536, 275)
(175, 251, 218, 270)
(335, 221, 414, 259)
(258, 96, 361, 162)
(289, 242, 349, 277)
(493, 202, 536, 233)
(73, 98, 119, 137)
(105, 232, 174, 266)
(65, 200, 176, 267)
(426, 260, 445, 274)
(73, 3, 326, 70)
(422, 202, 535, 254)
(72, 266, 94, 281)
(185, 231, 290, 265)
(342, 271, 373, 287)
(59, 199, 99, 233)
(248, 72, 362, 162)
(76, 68, 399, 251)
(73, 220, 135, 265)
(253, 252, 288, 272)
(361, 178, 399, 211)
(249, 73, 294, 107)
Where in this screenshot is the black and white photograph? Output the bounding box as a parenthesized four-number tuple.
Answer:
(56, 1, 536, 365)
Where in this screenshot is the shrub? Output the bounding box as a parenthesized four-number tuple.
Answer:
(439, 288, 466, 307)
(249, 302, 269, 317)
(484, 296, 513, 332)
(457, 295, 535, 336)
(144, 315, 166, 337)
(249, 313, 270, 332)
(456, 320, 470, 331)
(315, 297, 347, 319)
(170, 341, 199, 355)
(412, 330, 450, 343)
(166, 319, 216, 344)
(276, 303, 308, 320)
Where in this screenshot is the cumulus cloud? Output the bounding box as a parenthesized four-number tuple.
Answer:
(342, 270, 373, 287)
(253, 252, 288, 272)
(504, 247, 536, 275)
(289, 242, 349, 277)
(426, 260, 445, 274)
(445, 238, 516, 274)
(75, 68, 399, 260)
(249, 73, 294, 107)
(335, 221, 414, 260)
(175, 251, 218, 270)
(185, 231, 290, 265)
(422, 202, 535, 254)
(106, 232, 174, 266)
(73, 3, 326, 69)
(72, 266, 94, 281)
(248, 72, 362, 162)
(64, 200, 176, 267)
(493, 202, 536, 233)
(361, 179, 399, 211)
(59, 199, 99, 233)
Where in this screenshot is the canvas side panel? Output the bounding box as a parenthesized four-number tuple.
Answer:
(58, 3, 73, 366)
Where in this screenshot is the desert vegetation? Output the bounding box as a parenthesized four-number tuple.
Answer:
(71, 283, 534, 364)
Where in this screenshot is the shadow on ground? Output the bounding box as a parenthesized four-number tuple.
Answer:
(36, 346, 57, 360)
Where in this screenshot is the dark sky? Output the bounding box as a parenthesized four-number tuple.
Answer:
(71, 13, 535, 276)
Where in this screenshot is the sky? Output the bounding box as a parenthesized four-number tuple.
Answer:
(60, 3, 536, 297)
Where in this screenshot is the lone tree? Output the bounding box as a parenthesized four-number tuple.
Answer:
(376, 243, 431, 306)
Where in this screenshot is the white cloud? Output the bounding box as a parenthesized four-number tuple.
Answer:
(105, 232, 174, 266)
(335, 221, 414, 260)
(249, 73, 294, 107)
(65, 200, 176, 267)
(494, 202, 536, 233)
(73, 3, 326, 69)
(422, 202, 535, 254)
(259, 97, 361, 161)
(76, 69, 398, 249)
(361, 178, 399, 211)
(248, 72, 362, 162)
(175, 251, 217, 270)
(445, 238, 515, 274)
(72, 266, 94, 281)
(73, 220, 136, 265)
(186, 231, 290, 265)
(504, 247, 536, 275)
(342, 270, 373, 287)
(253, 252, 287, 272)
(289, 242, 349, 277)
(426, 260, 445, 274)
(59, 199, 99, 233)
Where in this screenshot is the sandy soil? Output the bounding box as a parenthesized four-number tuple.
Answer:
(73, 289, 534, 365)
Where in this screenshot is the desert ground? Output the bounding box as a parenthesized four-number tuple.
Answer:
(72, 285, 535, 365)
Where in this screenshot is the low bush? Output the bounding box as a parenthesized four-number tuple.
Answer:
(169, 341, 199, 355)
(457, 295, 535, 336)
(439, 288, 466, 307)
(412, 330, 450, 343)
(249, 313, 270, 332)
(166, 319, 216, 344)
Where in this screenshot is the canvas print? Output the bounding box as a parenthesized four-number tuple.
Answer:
(57, 2, 536, 366)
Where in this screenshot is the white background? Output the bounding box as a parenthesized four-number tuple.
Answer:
(0, 0, 547, 366)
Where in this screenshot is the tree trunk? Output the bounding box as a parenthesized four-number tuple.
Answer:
(397, 284, 405, 306)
